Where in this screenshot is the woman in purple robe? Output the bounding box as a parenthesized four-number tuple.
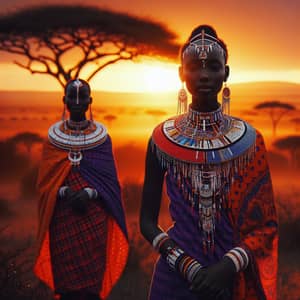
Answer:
(140, 25, 278, 300)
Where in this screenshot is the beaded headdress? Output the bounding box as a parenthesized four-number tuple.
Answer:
(182, 29, 226, 62)
(72, 78, 84, 105)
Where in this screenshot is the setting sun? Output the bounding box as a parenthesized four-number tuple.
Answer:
(90, 59, 181, 93)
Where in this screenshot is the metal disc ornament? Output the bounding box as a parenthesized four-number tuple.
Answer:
(68, 150, 82, 166)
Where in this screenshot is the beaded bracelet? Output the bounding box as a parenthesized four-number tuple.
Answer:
(58, 186, 68, 198)
(152, 232, 169, 250)
(84, 187, 98, 200)
(152, 232, 202, 283)
(224, 247, 249, 272)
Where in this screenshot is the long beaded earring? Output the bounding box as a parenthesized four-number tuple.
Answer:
(222, 82, 230, 115)
(89, 103, 93, 123)
(62, 103, 67, 121)
(177, 82, 188, 115)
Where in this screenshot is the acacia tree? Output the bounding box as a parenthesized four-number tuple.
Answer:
(9, 132, 43, 154)
(289, 117, 300, 131)
(254, 101, 296, 138)
(274, 136, 300, 168)
(0, 5, 179, 88)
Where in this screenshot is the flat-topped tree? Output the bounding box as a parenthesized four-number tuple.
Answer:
(0, 5, 179, 88)
(254, 101, 296, 138)
(274, 135, 300, 168)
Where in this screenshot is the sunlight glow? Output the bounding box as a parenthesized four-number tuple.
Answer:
(0, 59, 299, 92)
(89, 59, 181, 93)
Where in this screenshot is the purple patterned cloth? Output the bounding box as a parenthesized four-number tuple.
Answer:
(80, 135, 128, 238)
(149, 173, 234, 300)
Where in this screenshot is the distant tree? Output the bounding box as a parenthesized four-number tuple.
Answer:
(0, 5, 179, 88)
(254, 101, 296, 137)
(266, 150, 289, 173)
(289, 117, 300, 131)
(0, 140, 29, 180)
(0, 132, 43, 181)
(8, 132, 43, 154)
(274, 135, 300, 168)
(103, 114, 117, 125)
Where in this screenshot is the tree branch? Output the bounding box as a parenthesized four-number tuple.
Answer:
(86, 54, 134, 82)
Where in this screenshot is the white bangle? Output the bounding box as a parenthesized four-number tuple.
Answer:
(84, 187, 98, 199)
(152, 232, 168, 250)
(224, 247, 249, 272)
(58, 186, 68, 198)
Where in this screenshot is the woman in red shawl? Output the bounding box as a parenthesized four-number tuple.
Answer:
(34, 79, 128, 300)
(140, 25, 278, 299)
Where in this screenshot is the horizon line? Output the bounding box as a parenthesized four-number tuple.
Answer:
(0, 80, 299, 94)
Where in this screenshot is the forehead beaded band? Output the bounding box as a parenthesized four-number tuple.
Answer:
(182, 29, 226, 62)
(72, 78, 84, 105)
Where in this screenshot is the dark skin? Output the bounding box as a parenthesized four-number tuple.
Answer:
(62, 80, 94, 215)
(59, 80, 101, 299)
(63, 81, 92, 123)
(140, 48, 235, 299)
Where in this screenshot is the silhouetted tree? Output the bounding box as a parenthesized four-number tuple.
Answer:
(103, 114, 117, 125)
(254, 101, 296, 137)
(0, 140, 29, 180)
(0, 132, 43, 180)
(267, 150, 289, 173)
(274, 136, 300, 168)
(0, 5, 179, 88)
(8, 132, 43, 154)
(289, 117, 300, 131)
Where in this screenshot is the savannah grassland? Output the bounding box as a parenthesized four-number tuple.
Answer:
(0, 81, 300, 299)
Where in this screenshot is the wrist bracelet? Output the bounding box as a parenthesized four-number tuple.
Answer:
(151, 232, 202, 282)
(58, 186, 68, 198)
(224, 247, 249, 272)
(84, 187, 98, 200)
(152, 232, 168, 250)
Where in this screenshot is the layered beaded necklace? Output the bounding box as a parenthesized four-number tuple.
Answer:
(48, 119, 107, 166)
(152, 105, 256, 251)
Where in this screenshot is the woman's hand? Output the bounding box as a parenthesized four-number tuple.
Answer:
(190, 257, 235, 299)
(64, 188, 90, 215)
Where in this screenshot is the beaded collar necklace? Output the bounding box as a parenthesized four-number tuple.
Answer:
(48, 120, 107, 166)
(152, 106, 256, 252)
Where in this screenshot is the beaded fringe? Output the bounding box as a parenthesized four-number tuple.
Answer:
(151, 138, 256, 251)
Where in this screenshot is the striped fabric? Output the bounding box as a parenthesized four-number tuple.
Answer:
(49, 167, 108, 294)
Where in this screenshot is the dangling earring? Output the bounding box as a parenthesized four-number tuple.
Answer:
(89, 103, 93, 123)
(177, 82, 188, 115)
(222, 82, 230, 115)
(62, 104, 66, 121)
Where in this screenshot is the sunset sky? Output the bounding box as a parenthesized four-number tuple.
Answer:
(0, 0, 300, 92)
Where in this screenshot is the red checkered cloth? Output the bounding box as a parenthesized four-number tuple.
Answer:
(49, 167, 108, 294)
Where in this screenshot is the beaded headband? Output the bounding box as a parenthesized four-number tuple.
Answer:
(72, 79, 84, 105)
(182, 29, 226, 61)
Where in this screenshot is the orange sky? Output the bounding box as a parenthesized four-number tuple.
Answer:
(0, 0, 300, 92)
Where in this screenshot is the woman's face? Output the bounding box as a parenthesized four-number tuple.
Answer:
(64, 81, 91, 116)
(180, 45, 229, 101)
